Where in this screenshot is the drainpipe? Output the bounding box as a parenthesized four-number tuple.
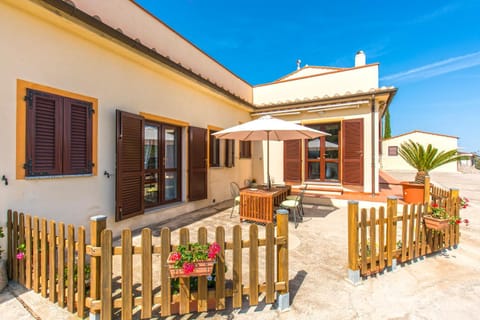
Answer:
(371, 94, 376, 197)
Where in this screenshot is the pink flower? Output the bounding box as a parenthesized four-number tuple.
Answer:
(463, 219, 469, 225)
(208, 242, 220, 259)
(182, 262, 195, 274)
(16, 252, 25, 260)
(170, 252, 181, 262)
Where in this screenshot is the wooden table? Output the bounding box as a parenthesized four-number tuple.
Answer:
(239, 186, 291, 223)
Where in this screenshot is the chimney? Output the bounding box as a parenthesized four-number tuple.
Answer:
(355, 50, 366, 67)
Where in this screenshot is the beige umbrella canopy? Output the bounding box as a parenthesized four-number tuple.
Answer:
(213, 115, 329, 188)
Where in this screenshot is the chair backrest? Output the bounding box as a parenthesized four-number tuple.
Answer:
(230, 182, 240, 197)
(296, 184, 308, 203)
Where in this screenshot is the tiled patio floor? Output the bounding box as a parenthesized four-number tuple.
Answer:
(305, 170, 405, 204)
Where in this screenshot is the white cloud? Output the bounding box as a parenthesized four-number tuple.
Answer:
(410, 4, 458, 24)
(381, 51, 480, 82)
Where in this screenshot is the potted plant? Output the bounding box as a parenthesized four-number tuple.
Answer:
(398, 140, 465, 203)
(423, 203, 462, 231)
(0, 226, 7, 292)
(168, 242, 220, 278)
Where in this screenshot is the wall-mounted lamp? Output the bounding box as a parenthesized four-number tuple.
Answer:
(1, 175, 8, 186)
(104, 170, 111, 179)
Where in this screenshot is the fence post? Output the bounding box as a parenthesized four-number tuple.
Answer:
(347, 201, 360, 285)
(276, 209, 289, 311)
(89, 215, 107, 320)
(387, 197, 398, 271)
(423, 176, 430, 204)
(450, 188, 460, 246)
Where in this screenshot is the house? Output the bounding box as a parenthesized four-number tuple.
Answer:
(0, 0, 396, 235)
(381, 130, 459, 173)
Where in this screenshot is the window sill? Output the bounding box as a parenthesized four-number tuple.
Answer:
(210, 166, 235, 169)
(25, 174, 93, 180)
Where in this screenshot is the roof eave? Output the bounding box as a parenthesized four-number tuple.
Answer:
(32, 0, 255, 110)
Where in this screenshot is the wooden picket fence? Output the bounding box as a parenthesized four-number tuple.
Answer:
(7, 210, 289, 319)
(348, 192, 461, 277)
(424, 176, 453, 203)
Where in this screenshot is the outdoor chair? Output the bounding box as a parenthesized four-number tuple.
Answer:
(285, 184, 308, 217)
(280, 184, 307, 228)
(230, 182, 241, 217)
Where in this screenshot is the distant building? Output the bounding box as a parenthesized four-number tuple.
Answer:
(381, 131, 458, 173)
(457, 152, 477, 170)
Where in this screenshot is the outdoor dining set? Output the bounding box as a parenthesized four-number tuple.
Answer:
(230, 181, 307, 228)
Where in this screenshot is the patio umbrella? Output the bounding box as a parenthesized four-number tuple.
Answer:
(213, 115, 329, 189)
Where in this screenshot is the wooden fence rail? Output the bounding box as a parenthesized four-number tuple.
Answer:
(7, 210, 289, 319)
(424, 175, 453, 204)
(348, 192, 461, 279)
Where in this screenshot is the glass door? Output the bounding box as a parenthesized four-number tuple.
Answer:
(144, 122, 181, 208)
(306, 123, 340, 182)
(144, 124, 159, 207)
(164, 126, 179, 202)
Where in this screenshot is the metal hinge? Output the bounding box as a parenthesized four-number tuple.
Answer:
(88, 105, 95, 117)
(24, 92, 33, 109)
(23, 159, 32, 174)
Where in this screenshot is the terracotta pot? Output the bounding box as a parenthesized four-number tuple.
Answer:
(401, 182, 425, 203)
(423, 215, 450, 231)
(168, 254, 215, 278)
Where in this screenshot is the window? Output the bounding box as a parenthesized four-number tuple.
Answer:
(25, 89, 93, 177)
(225, 139, 235, 167)
(209, 130, 220, 167)
(209, 129, 235, 168)
(239, 141, 251, 159)
(116, 110, 185, 221)
(144, 122, 181, 208)
(388, 146, 398, 156)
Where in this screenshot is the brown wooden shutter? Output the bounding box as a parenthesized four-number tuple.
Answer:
(225, 139, 235, 167)
(342, 119, 364, 185)
(116, 110, 145, 221)
(63, 98, 93, 175)
(240, 141, 251, 158)
(188, 126, 207, 201)
(283, 139, 302, 183)
(26, 89, 63, 176)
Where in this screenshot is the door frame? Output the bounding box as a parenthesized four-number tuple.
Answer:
(144, 120, 182, 208)
(304, 122, 342, 183)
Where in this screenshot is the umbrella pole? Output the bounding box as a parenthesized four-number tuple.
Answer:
(267, 131, 271, 190)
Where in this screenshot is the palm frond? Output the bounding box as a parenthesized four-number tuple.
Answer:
(398, 140, 465, 182)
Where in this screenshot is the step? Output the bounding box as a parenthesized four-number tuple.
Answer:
(290, 183, 343, 196)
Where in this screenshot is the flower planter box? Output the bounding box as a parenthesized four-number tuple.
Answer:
(167, 253, 215, 278)
(423, 215, 449, 231)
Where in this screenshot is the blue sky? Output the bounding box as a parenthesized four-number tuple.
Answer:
(137, 0, 480, 153)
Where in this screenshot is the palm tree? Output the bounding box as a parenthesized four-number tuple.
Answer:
(398, 140, 465, 184)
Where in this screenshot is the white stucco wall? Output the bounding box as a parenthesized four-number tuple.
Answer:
(0, 1, 252, 236)
(381, 131, 458, 173)
(253, 64, 379, 105)
(281, 67, 344, 81)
